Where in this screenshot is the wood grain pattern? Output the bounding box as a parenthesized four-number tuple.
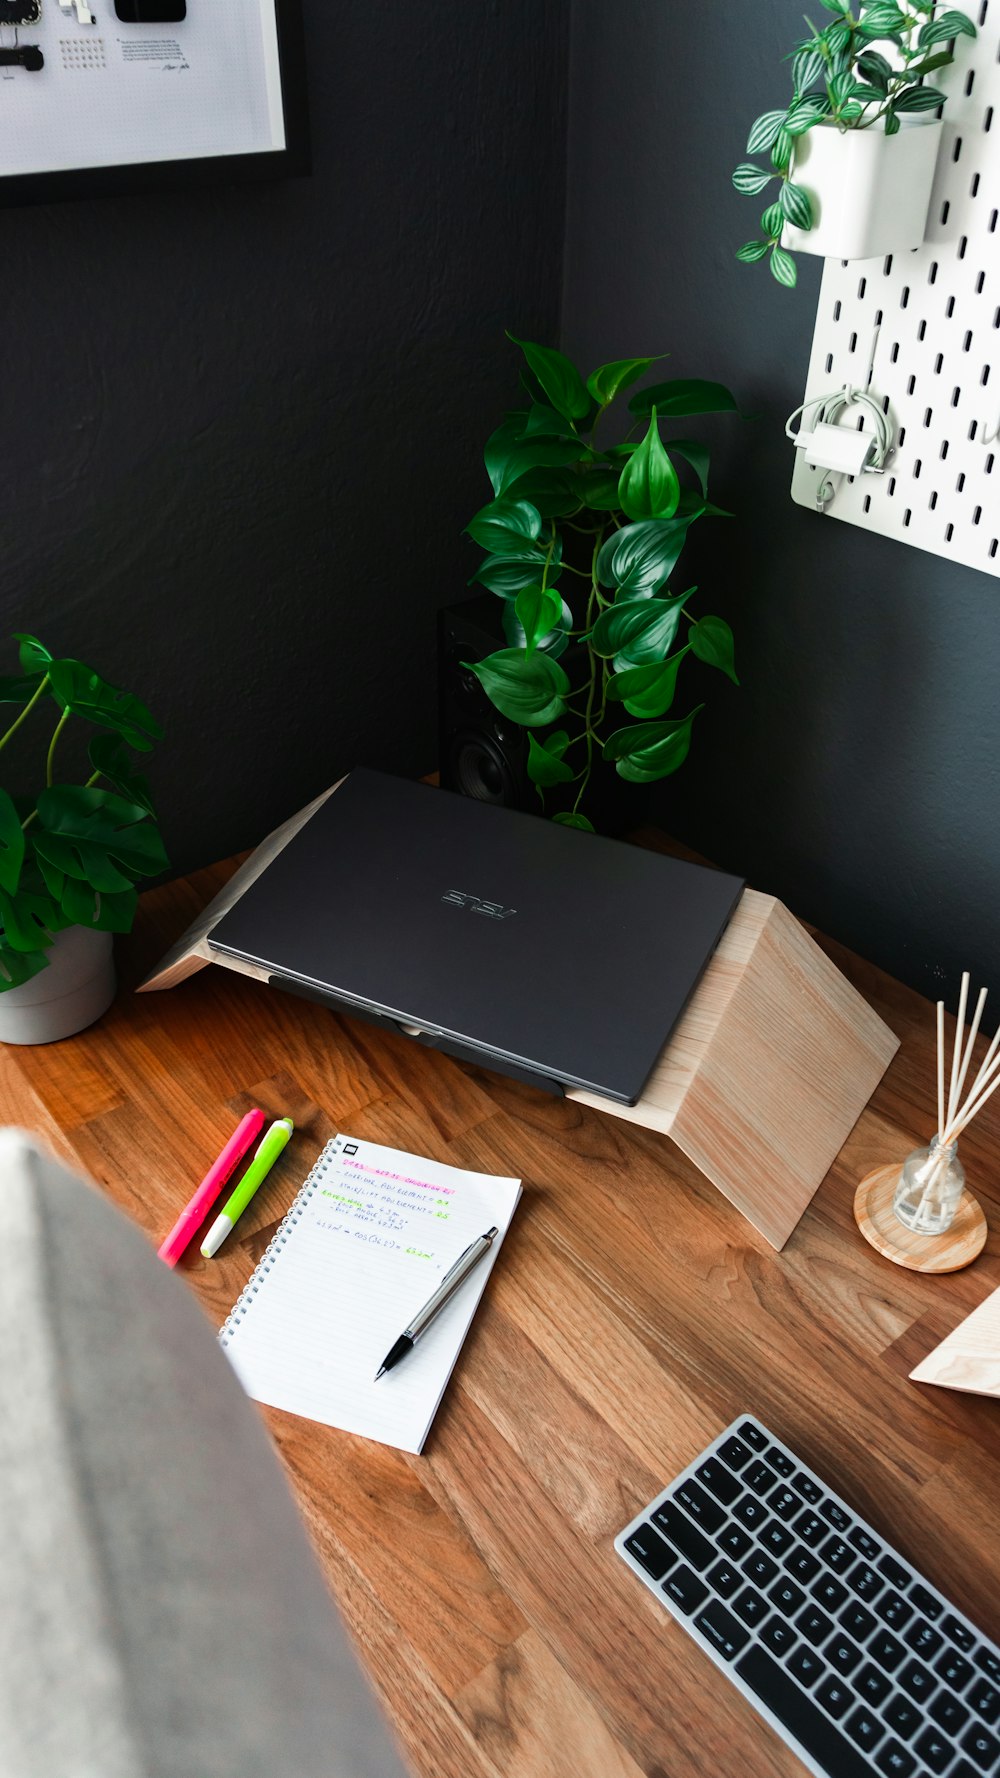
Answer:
(3, 837, 1000, 1778)
(856, 1162, 989, 1272)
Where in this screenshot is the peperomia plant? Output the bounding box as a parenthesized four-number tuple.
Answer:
(733, 0, 976, 287)
(0, 633, 167, 990)
(463, 336, 739, 833)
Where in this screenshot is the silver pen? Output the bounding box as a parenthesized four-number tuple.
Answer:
(375, 1226, 499, 1379)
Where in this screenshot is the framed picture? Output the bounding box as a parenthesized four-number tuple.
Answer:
(0, 0, 308, 206)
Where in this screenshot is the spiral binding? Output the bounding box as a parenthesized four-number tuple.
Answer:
(218, 1137, 340, 1347)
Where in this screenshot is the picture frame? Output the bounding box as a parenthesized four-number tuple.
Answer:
(0, 0, 309, 207)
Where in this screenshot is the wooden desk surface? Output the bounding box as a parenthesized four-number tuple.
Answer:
(4, 845, 1000, 1778)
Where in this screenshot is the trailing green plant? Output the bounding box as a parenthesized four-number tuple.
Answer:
(733, 0, 976, 287)
(463, 336, 739, 832)
(0, 633, 167, 991)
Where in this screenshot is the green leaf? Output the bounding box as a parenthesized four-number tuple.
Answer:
(552, 812, 594, 832)
(0, 942, 49, 992)
(14, 632, 52, 675)
(520, 403, 576, 438)
(746, 110, 788, 153)
(770, 246, 798, 288)
(506, 335, 589, 422)
(628, 378, 739, 420)
(617, 408, 680, 523)
(786, 95, 828, 134)
(59, 878, 138, 933)
(47, 659, 163, 752)
(606, 653, 686, 718)
(0, 672, 45, 705)
(473, 553, 563, 597)
(919, 10, 976, 44)
(526, 731, 575, 788)
(33, 786, 168, 892)
(465, 496, 543, 555)
(771, 127, 795, 171)
(502, 596, 570, 658)
(819, 0, 849, 11)
(857, 48, 893, 86)
(732, 161, 774, 195)
(669, 439, 710, 498)
(590, 592, 692, 665)
(792, 43, 827, 91)
(892, 84, 947, 111)
(689, 615, 738, 684)
(828, 67, 855, 106)
(762, 201, 784, 237)
(824, 18, 853, 51)
(88, 734, 156, 816)
(503, 467, 582, 520)
(596, 517, 692, 597)
(856, 0, 905, 33)
(0, 788, 24, 895)
(602, 708, 702, 783)
(575, 464, 622, 510)
(780, 181, 813, 229)
(884, 105, 901, 133)
(736, 239, 770, 262)
(0, 885, 60, 953)
(463, 648, 569, 728)
(515, 585, 563, 655)
(908, 50, 957, 75)
(483, 418, 588, 498)
(585, 357, 655, 406)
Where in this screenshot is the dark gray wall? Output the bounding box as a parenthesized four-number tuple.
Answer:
(563, 0, 1000, 1004)
(4, 0, 568, 875)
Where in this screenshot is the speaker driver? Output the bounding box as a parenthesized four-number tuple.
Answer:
(449, 731, 520, 805)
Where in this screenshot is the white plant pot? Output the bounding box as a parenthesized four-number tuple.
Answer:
(0, 926, 116, 1046)
(781, 116, 943, 261)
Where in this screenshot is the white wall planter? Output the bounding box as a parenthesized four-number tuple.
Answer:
(0, 926, 116, 1045)
(781, 117, 943, 261)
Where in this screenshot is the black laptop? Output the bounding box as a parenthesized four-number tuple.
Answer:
(209, 769, 744, 1105)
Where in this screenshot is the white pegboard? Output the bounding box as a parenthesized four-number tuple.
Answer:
(791, 0, 1000, 576)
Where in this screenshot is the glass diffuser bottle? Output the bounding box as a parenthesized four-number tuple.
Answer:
(893, 1136, 965, 1236)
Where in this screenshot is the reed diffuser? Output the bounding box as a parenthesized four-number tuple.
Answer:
(894, 973, 1000, 1237)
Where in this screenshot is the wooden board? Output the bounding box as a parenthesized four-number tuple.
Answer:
(855, 1162, 988, 1273)
(2, 854, 1000, 1778)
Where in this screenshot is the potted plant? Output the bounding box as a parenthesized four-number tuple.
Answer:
(0, 633, 167, 1044)
(462, 335, 739, 834)
(733, 0, 977, 285)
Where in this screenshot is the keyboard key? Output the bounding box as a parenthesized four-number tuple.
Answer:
(793, 1510, 827, 1548)
(847, 1562, 883, 1601)
(961, 1720, 1000, 1769)
(760, 1615, 797, 1656)
(839, 1602, 876, 1642)
(742, 1550, 778, 1588)
(827, 1636, 862, 1676)
(787, 1644, 824, 1687)
(624, 1524, 674, 1581)
(717, 1523, 752, 1560)
(910, 1583, 943, 1622)
(693, 1599, 749, 1662)
(663, 1565, 709, 1616)
(718, 1435, 752, 1471)
(937, 1648, 975, 1691)
(651, 1502, 715, 1573)
(743, 1460, 777, 1496)
(733, 1495, 768, 1531)
(796, 1605, 834, 1647)
(944, 1615, 978, 1653)
(816, 1674, 853, 1719)
(793, 1471, 823, 1505)
(822, 1499, 851, 1533)
(877, 1591, 913, 1631)
(884, 1691, 923, 1740)
(739, 1421, 768, 1451)
(875, 1738, 916, 1776)
(879, 1554, 911, 1591)
(813, 1574, 849, 1613)
(706, 1559, 741, 1600)
(759, 1521, 794, 1558)
(769, 1578, 805, 1617)
(856, 1662, 892, 1706)
(785, 1547, 821, 1584)
(969, 1678, 1000, 1724)
(675, 1480, 725, 1535)
(696, 1457, 742, 1507)
(732, 1586, 769, 1628)
(976, 1648, 1000, 1683)
(768, 1486, 801, 1522)
(904, 1617, 943, 1660)
(849, 1526, 881, 1562)
(769, 1448, 795, 1479)
(929, 1687, 969, 1734)
(899, 1658, 936, 1702)
(845, 1703, 884, 1752)
(869, 1630, 906, 1673)
(822, 1536, 854, 1574)
(914, 1724, 955, 1774)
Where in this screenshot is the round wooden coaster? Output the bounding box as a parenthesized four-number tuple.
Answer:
(854, 1164, 988, 1273)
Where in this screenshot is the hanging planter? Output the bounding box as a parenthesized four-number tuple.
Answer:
(780, 115, 943, 260)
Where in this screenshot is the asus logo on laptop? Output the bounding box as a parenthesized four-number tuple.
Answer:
(441, 890, 517, 921)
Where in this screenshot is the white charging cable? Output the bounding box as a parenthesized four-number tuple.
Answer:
(785, 383, 895, 511)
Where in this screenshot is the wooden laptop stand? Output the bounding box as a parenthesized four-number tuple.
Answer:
(139, 782, 899, 1251)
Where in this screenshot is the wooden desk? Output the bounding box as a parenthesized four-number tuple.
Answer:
(3, 850, 999, 1778)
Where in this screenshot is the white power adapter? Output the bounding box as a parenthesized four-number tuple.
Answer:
(786, 384, 895, 510)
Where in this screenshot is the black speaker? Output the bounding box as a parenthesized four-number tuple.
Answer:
(437, 594, 648, 833)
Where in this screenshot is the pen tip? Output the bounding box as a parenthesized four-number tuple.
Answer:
(375, 1366, 386, 1381)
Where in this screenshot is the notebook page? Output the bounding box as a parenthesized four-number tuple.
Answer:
(910, 1281, 1000, 1396)
(220, 1135, 521, 1453)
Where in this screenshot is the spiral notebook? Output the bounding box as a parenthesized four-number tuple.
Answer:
(219, 1134, 522, 1453)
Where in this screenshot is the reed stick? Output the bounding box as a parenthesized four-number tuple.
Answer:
(936, 1000, 945, 1137)
(946, 971, 970, 1131)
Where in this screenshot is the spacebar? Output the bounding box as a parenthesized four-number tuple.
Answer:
(735, 1645, 875, 1778)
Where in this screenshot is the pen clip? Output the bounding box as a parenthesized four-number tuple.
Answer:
(439, 1226, 496, 1285)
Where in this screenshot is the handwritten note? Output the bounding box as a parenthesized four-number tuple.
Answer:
(220, 1136, 521, 1453)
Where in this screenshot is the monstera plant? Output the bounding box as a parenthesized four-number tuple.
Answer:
(0, 633, 167, 990)
(463, 336, 739, 831)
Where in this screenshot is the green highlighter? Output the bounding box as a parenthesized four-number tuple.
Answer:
(200, 1116, 293, 1258)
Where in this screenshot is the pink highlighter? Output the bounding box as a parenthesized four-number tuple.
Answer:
(157, 1107, 266, 1267)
